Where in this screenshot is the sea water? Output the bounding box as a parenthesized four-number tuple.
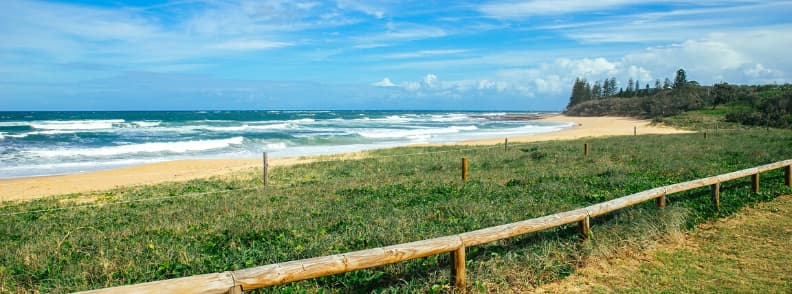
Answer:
(0, 111, 572, 178)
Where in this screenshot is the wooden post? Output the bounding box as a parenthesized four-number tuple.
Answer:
(228, 285, 243, 294)
(704, 131, 707, 139)
(711, 182, 720, 209)
(504, 138, 508, 151)
(655, 193, 666, 208)
(785, 165, 791, 187)
(584, 143, 589, 156)
(752, 173, 760, 193)
(461, 157, 469, 182)
(634, 126, 637, 136)
(450, 246, 466, 292)
(578, 215, 590, 240)
(262, 151, 269, 187)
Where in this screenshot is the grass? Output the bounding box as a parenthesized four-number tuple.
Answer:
(652, 105, 749, 131)
(1, 129, 792, 293)
(539, 194, 792, 293)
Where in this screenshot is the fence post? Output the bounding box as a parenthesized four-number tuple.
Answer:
(751, 173, 760, 193)
(578, 215, 590, 240)
(262, 151, 269, 187)
(228, 285, 243, 294)
(704, 131, 707, 139)
(504, 138, 508, 151)
(786, 165, 791, 187)
(461, 157, 469, 182)
(655, 192, 666, 208)
(634, 126, 637, 136)
(450, 246, 466, 292)
(711, 182, 720, 209)
(584, 143, 589, 156)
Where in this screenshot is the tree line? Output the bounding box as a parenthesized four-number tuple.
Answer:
(564, 68, 792, 128)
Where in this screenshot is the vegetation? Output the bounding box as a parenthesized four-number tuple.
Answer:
(540, 194, 792, 293)
(565, 69, 792, 128)
(1, 129, 791, 293)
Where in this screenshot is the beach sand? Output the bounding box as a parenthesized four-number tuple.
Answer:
(0, 115, 692, 202)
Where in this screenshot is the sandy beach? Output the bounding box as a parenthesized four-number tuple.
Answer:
(0, 115, 692, 202)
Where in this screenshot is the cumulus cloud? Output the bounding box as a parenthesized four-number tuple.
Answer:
(422, 74, 440, 88)
(371, 77, 396, 87)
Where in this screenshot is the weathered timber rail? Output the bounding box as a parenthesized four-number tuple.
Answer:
(78, 159, 792, 294)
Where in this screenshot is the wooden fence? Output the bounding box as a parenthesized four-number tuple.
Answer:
(78, 159, 792, 294)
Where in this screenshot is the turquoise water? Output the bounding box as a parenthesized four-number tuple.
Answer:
(0, 111, 570, 178)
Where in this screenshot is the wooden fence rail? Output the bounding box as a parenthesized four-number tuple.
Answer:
(78, 159, 792, 294)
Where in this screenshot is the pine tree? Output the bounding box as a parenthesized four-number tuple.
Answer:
(567, 78, 591, 108)
(608, 77, 617, 96)
(673, 68, 687, 90)
(627, 78, 634, 96)
(592, 81, 602, 99)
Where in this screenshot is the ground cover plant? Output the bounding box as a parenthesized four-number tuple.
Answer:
(537, 194, 792, 293)
(1, 128, 791, 293)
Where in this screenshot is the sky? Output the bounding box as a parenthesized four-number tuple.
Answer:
(1, 0, 791, 111)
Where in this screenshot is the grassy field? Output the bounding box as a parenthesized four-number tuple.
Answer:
(1, 129, 791, 293)
(652, 105, 753, 131)
(539, 194, 792, 293)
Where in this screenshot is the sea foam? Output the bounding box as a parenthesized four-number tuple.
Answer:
(358, 125, 478, 139)
(28, 137, 245, 157)
(30, 119, 125, 130)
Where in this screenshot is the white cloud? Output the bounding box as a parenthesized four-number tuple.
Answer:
(541, 2, 792, 44)
(336, 0, 386, 18)
(422, 74, 440, 88)
(478, 0, 636, 18)
(622, 31, 791, 84)
(371, 77, 396, 87)
(353, 22, 448, 48)
(209, 40, 292, 51)
(384, 49, 468, 59)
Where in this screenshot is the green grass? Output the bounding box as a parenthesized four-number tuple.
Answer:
(1, 129, 792, 293)
(547, 194, 792, 293)
(652, 105, 750, 131)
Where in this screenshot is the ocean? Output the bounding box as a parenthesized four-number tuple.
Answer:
(0, 111, 572, 179)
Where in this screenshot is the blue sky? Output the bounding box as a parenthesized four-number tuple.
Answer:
(1, 0, 791, 111)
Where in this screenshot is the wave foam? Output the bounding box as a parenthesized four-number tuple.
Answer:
(265, 142, 288, 150)
(28, 137, 245, 157)
(30, 119, 125, 130)
(131, 121, 162, 128)
(358, 125, 478, 139)
(202, 123, 290, 132)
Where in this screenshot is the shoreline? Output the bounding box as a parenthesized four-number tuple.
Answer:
(0, 115, 692, 202)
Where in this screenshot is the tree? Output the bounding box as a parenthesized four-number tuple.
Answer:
(711, 82, 736, 108)
(673, 68, 687, 90)
(627, 78, 634, 96)
(608, 77, 617, 96)
(663, 78, 672, 90)
(592, 81, 602, 99)
(567, 78, 591, 108)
